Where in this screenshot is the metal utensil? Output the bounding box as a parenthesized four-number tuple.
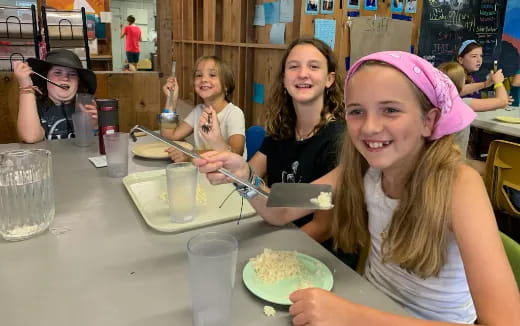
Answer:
(129, 125, 334, 209)
(130, 125, 268, 198)
(31, 71, 70, 90)
(201, 112, 212, 133)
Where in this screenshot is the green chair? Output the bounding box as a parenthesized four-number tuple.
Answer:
(500, 232, 520, 291)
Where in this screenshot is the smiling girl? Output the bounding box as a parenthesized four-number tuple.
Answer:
(14, 49, 97, 143)
(161, 56, 246, 162)
(195, 51, 520, 325)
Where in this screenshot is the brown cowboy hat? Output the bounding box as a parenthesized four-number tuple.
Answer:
(27, 49, 97, 94)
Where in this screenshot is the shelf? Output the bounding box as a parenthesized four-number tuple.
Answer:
(173, 39, 288, 50)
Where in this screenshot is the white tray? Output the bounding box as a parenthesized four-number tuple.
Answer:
(123, 169, 256, 233)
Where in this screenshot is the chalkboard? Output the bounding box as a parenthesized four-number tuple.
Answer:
(418, 0, 513, 80)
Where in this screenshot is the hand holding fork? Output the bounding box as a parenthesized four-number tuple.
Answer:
(201, 112, 212, 133)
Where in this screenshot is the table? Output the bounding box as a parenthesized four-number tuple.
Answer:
(0, 139, 408, 326)
(471, 106, 520, 138)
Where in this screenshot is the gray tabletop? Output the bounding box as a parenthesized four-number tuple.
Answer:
(472, 106, 520, 137)
(0, 138, 408, 326)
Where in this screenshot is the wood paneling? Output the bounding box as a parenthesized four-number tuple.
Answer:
(0, 73, 21, 144)
(169, 0, 423, 127)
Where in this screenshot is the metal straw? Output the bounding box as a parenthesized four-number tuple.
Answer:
(31, 71, 70, 90)
(129, 125, 269, 199)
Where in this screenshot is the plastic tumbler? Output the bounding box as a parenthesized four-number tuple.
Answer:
(75, 93, 96, 112)
(166, 162, 197, 223)
(103, 132, 128, 178)
(71, 111, 94, 147)
(187, 232, 238, 326)
(0, 149, 55, 241)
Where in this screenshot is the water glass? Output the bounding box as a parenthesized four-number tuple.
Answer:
(75, 93, 96, 112)
(187, 232, 238, 326)
(103, 132, 128, 178)
(72, 111, 94, 147)
(0, 149, 55, 241)
(166, 162, 197, 223)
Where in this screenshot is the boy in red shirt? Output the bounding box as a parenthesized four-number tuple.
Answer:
(120, 15, 141, 71)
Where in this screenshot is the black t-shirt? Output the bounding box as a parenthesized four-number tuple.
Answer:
(37, 99, 75, 140)
(259, 120, 345, 227)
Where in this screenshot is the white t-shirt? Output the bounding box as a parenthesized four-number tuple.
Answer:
(184, 103, 247, 158)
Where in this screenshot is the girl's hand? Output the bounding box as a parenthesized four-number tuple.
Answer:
(289, 288, 357, 326)
(489, 69, 505, 84)
(198, 105, 227, 151)
(13, 61, 33, 88)
(166, 147, 189, 163)
(192, 151, 249, 185)
(162, 76, 179, 102)
(507, 96, 513, 106)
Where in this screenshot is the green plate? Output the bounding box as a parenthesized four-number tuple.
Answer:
(242, 252, 334, 305)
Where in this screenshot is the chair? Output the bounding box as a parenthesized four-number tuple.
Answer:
(500, 232, 520, 290)
(245, 125, 266, 161)
(483, 140, 520, 217)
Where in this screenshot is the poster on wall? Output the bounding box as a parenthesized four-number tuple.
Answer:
(45, 0, 104, 15)
(347, 0, 360, 9)
(502, 0, 520, 66)
(404, 0, 417, 13)
(391, 0, 404, 12)
(321, 0, 334, 14)
(364, 0, 377, 11)
(305, 0, 319, 15)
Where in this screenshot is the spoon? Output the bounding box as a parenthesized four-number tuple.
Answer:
(31, 71, 70, 90)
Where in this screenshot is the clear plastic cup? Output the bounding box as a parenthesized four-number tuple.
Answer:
(166, 162, 197, 223)
(187, 232, 238, 326)
(71, 111, 94, 147)
(103, 132, 128, 178)
(0, 149, 55, 241)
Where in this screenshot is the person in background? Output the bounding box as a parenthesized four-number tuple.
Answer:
(194, 51, 520, 325)
(439, 62, 513, 112)
(13, 49, 97, 143)
(161, 56, 246, 161)
(120, 15, 141, 72)
(438, 61, 512, 171)
(194, 37, 352, 267)
(457, 40, 501, 97)
(512, 68, 520, 87)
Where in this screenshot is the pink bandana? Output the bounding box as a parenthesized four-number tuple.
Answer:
(345, 51, 476, 140)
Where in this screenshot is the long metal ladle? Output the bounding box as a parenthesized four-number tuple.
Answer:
(129, 125, 269, 199)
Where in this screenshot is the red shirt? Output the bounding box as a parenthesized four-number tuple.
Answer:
(123, 25, 141, 52)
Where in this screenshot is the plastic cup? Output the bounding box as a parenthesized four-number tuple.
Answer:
(71, 111, 94, 147)
(166, 162, 197, 223)
(187, 232, 238, 326)
(103, 132, 128, 178)
(75, 93, 96, 112)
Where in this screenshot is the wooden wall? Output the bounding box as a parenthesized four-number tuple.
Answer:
(0, 72, 160, 144)
(163, 0, 424, 126)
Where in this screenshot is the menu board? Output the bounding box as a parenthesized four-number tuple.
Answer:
(418, 0, 508, 79)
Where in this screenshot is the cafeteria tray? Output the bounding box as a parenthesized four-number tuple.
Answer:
(123, 169, 256, 233)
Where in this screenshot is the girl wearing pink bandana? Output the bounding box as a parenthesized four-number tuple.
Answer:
(193, 51, 520, 325)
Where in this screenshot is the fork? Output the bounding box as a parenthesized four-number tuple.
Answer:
(201, 112, 212, 133)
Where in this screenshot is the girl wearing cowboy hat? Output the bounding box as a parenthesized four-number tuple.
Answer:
(13, 49, 97, 143)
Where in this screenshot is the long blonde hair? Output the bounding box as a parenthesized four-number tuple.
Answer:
(332, 61, 463, 278)
(438, 62, 466, 93)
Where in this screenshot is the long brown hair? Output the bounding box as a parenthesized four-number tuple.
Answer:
(265, 36, 345, 140)
(332, 61, 463, 278)
(457, 42, 482, 84)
